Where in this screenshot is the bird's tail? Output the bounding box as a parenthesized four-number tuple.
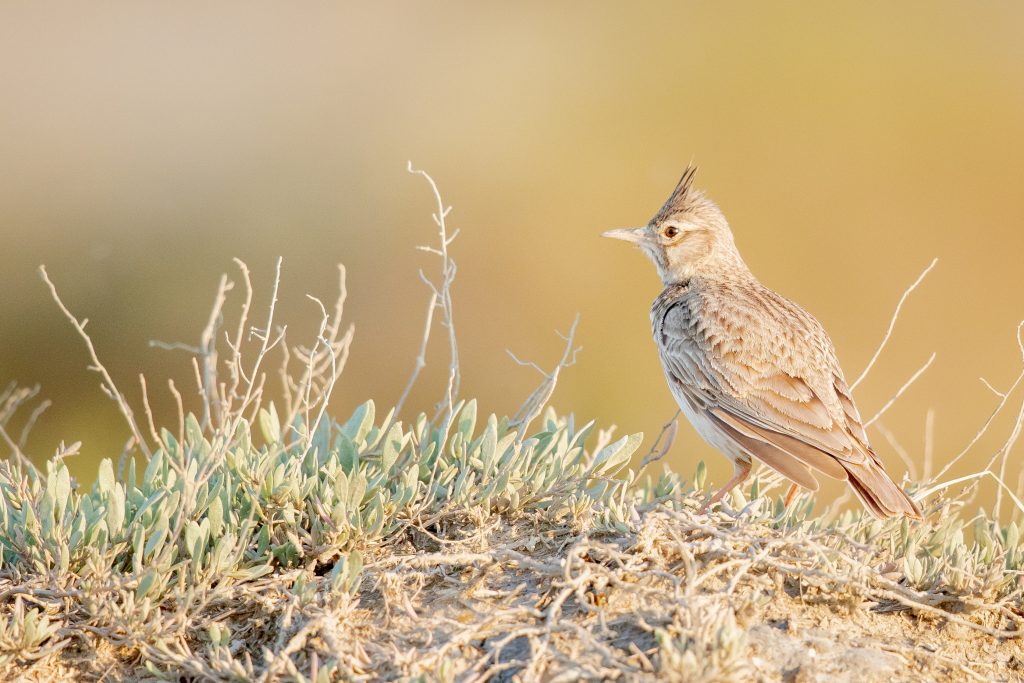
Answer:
(842, 459, 922, 520)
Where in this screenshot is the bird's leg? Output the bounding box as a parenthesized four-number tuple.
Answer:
(783, 483, 799, 508)
(699, 459, 752, 514)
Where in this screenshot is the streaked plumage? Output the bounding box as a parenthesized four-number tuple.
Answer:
(604, 167, 921, 519)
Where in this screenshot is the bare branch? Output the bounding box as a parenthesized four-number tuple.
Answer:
(852, 257, 938, 391)
(932, 321, 1024, 482)
(227, 259, 255, 407)
(283, 266, 354, 441)
(18, 399, 51, 452)
(0, 423, 35, 472)
(148, 341, 202, 353)
(231, 257, 283, 435)
(295, 292, 352, 458)
(509, 315, 581, 435)
(197, 273, 232, 428)
(406, 162, 460, 426)
(138, 374, 161, 447)
(915, 470, 1024, 516)
(39, 265, 152, 458)
(167, 379, 185, 446)
(864, 351, 936, 428)
(638, 411, 681, 472)
(873, 420, 916, 480)
(505, 351, 546, 376)
(979, 377, 1006, 399)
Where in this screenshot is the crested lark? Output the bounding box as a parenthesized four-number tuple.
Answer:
(604, 167, 921, 519)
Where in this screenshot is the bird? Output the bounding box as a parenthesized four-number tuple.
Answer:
(603, 166, 922, 519)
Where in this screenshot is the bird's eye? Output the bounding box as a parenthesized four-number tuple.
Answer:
(663, 225, 680, 239)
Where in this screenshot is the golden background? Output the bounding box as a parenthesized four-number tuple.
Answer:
(1, 3, 1022, 509)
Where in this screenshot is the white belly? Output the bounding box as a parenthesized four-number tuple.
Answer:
(666, 379, 751, 467)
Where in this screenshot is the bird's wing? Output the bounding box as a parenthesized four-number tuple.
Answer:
(657, 287, 878, 483)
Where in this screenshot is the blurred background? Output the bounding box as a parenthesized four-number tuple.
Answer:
(1, 2, 1022, 510)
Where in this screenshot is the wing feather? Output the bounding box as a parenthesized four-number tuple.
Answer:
(706, 411, 820, 490)
(655, 283, 875, 480)
(711, 409, 848, 481)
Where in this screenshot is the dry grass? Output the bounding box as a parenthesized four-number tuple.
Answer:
(4, 482, 1022, 682)
(0, 168, 1022, 682)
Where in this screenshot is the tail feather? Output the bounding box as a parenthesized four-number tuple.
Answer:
(843, 460, 921, 520)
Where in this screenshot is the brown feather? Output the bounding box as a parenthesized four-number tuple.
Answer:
(712, 409, 848, 481)
(707, 411, 820, 490)
(760, 373, 815, 402)
(841, 458, 922, 519)
(846, 474, 889, 519)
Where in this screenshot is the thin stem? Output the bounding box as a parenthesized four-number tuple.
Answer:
(852, 257, 938, 391)
(39, 265, 152, 459)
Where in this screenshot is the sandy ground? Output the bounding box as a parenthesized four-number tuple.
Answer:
(12, 505, 1020, 682)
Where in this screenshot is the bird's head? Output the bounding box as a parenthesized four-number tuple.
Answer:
(603, 166, 747, 285)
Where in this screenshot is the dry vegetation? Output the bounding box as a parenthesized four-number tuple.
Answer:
(0, 167, 1022, 682)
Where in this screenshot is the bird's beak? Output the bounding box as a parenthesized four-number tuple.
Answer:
(601, 227, 648, 244)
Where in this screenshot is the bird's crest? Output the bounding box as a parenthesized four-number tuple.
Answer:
(652, 164, 698, 224)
